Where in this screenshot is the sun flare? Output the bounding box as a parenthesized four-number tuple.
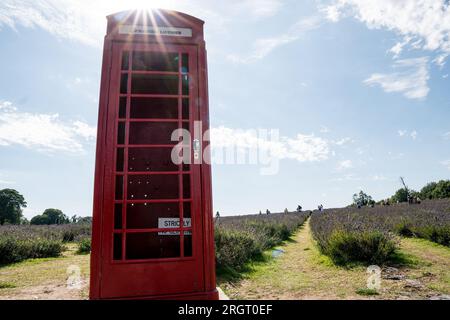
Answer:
(130, 0, 176, 11)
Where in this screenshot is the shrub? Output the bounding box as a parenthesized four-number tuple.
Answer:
(394, 222, 414, 237)
(0, 236, 64, 265)
(323, 230, 397, 265)
(411, 225, 450, 246)
(215, 229, 259, 269)
(76, 238, 91, 254)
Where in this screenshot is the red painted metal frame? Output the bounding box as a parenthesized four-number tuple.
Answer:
(90, 9, 218, 300)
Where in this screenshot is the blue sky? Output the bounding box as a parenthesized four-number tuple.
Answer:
(0, 0, 449, 218)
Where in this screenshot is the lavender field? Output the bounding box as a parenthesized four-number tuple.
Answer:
(310, 199, 450, 265)
(0, 212, 309, 268)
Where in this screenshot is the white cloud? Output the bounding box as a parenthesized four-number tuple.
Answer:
(321, 4, 341, 22)
(72, 121, 96, 140)
(0, 177, 15, 185)
(233, 0, 283, 19)
(398, 129, 418, 140)
(330, 173, 360, 182)
(320, 126, 330, 134)
(0, 100, 96, 153)
(388, 151, 404, 160)
(433, 53, 449, 68)
(371, 174, 388, 181)
(398, 130, 407, 137)
(323, 0, 450, 65)
(334, 137, 353, 145)
(0, 0, 105, 46)
(210, 126, 330, 162)
(443, 132, 450, 140)
(336, 159, 353, 170)
(364, 57, 429, 99)
(227, 15, 322, 63)
(441, 160, 450, 170)
(389, 42, 404, 58)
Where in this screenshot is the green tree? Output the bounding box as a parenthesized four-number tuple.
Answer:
(431, 180, 450, 199)
(420, 182, 438, 200)
(352, 190, 374, 206)
(0, 189, 27, 225)
(30, 214, 50, 225)
(390, 188, 415, 203)
(76, 216, 92, 224)
(30, 208, 69, 225)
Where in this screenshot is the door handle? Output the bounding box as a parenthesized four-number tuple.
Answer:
(193, 139, 200, 160)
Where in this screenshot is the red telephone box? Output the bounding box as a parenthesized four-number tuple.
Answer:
(90, 9, 218, 300)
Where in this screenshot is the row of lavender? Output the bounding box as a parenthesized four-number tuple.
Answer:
(215, 212, 310, 270)
(310, 199, 450, 265)
(0, 224, 91, 264)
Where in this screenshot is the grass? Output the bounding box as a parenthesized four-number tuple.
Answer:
(356, 288, 379, 296)
(0, 282, 16, 289)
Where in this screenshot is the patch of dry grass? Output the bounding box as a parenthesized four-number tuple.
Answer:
(0, 243, 90, 300)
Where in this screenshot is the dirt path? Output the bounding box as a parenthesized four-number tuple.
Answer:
(220, 221, 450, 300)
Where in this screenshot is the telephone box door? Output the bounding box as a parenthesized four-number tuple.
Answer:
(98, 42, 204, 298)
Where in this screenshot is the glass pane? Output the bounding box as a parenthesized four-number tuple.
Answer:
(131, 74, 178, 95)
(130, 97, 178, 119)
(129, 122, 179, 145)
(184, 232, 192, 257)
(121, 51, 129, 70)
(117, 122, 125, 145)
(128, 148, 179, 172)
(181, 53, 189, 73)
(182, 99, 189, 120)
(183, 202, 191, 219)
(182, 74, 189, 95)
(126, 233, 180, 259)
(132, 51, 178, 72)
(127, 174, 179, 200)
(113, 233, 122, 260)
(116, 148, 124, 172)
(119, 97, 127, 119)
(126, 202, 179, 229)
(120, 74, 128, 94)
(114, 203, 122, 229)
(183, 174, 191, 199)
(115, 175, 123, 200)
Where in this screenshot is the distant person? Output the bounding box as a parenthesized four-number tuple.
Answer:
(266, 209, 270, 215)
(215, 211, 220, 221)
